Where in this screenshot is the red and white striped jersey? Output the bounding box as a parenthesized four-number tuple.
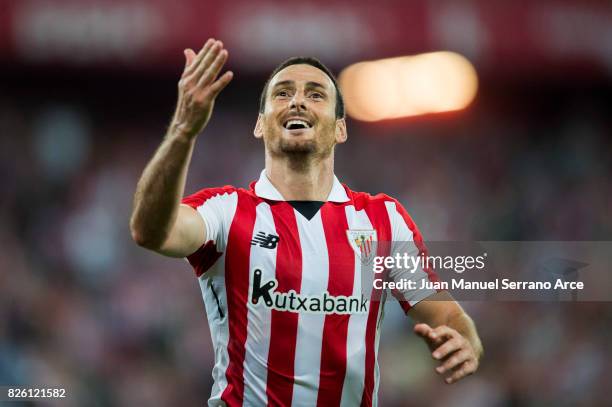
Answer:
(182, 170, 438, 407)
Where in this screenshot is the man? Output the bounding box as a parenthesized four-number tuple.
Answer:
(130, 38, 483, 406)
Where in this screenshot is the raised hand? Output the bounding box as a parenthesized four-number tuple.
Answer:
(414, 323, 479, 384)
(171, 39, 234, 139)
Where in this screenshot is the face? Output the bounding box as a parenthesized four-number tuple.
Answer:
(255, 64, 346, 158)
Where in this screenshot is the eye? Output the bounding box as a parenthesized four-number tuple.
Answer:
(310, 92, 324, 99)
(275, 90, 290, 97)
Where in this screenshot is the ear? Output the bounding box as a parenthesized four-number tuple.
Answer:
(335, 118, 347, 144)
(254, 114, 264, 139)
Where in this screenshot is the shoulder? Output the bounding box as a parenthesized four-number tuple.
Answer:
(344, 185, 420, 228)
(344, 185, 402, 211)
(181, 185, 258, 209)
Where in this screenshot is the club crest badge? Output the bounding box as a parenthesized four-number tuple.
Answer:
(346, 230, 378, 262)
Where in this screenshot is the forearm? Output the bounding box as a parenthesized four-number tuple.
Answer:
(130, 127, 196, 249)
(130, 39, 231, 251)
(445, 310, 483, 360)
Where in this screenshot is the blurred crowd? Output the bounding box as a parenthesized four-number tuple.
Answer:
(1, 71, 611, 406)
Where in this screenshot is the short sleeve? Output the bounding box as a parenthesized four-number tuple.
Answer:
(384, 199, 441, 312)
(181, 186, 238, 276)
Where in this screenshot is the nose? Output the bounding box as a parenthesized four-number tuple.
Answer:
(289, 91, 307, 112)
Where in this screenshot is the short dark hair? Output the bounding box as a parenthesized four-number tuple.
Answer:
(258, 56, 345, 119)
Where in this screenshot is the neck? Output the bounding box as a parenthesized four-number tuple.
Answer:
(264, 151, 335, 201)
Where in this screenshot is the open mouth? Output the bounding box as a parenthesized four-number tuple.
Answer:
(283, 118, 312, 130)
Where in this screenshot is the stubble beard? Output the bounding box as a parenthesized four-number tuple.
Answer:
(266, 123, 335, 172)
(282, 142, 328, 172)
(279, 137, 317, 155)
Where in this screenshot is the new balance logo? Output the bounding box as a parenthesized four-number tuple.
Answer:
(251, 232, 280, 249)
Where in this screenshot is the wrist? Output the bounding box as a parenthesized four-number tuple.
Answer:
(168, 122, 199, 143)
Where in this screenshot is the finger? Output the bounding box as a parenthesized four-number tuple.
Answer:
(436, 350, 470, 374)
(430, 325, 458, 341)
(197, 49, 228, 88)
(413, 323, 432, 338)
(415, 323, 445, 351)
(432, 338, 462, 360)
(184, 39, 215, 76)
(189, 39, 215, 70)
(184, 49, 196, 68)
(445, 361, 475, 384)
(188, 41, 223, 83)
(208, 71, 234, 97)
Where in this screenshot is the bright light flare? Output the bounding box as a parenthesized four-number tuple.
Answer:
(339, 52, 478, 121)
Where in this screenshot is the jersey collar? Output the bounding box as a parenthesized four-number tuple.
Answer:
(254, 169, 350, 203)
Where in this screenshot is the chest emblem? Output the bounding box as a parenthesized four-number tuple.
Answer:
(346, 229, 378, 262)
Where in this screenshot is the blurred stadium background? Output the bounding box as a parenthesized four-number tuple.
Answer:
(1, 0, 611, 405)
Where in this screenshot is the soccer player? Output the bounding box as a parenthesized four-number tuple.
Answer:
(130, 39, 483, 406)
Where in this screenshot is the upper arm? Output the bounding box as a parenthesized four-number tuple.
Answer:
(158, 204, 207, 258)
(384, 199, 440, 309)
(164, 187, 238, 276)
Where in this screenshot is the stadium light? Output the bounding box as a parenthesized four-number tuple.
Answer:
(339, 52, 478, 121)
